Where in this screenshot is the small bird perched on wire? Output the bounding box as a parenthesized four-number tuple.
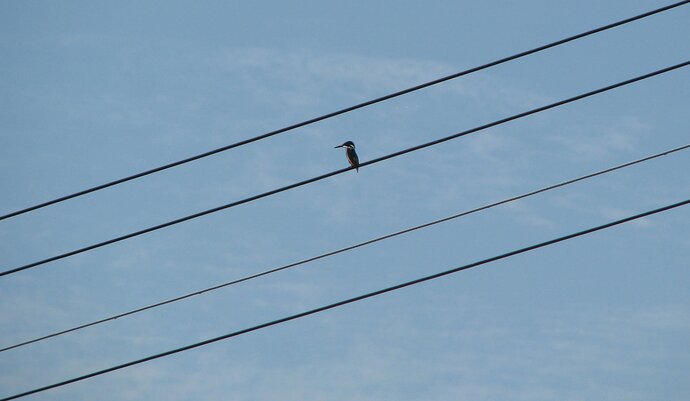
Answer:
(334, 141, 360, 172)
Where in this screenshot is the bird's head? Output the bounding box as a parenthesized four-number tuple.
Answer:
(334, 141, 355, 149)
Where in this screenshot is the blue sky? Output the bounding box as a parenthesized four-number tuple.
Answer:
(1, 1, 689, 400)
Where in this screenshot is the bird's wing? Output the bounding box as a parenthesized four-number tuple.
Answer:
(348, 149, 359, 166)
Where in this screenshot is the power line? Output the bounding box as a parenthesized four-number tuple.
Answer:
(1, 0, 688, 222)
(3, 197, 688, 401)
(1, 60, 687, 278)
(2, 142, 688, 353)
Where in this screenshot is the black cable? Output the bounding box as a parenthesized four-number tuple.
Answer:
(1, 0, 688, 222)
(2, 60, 687, 278)
(3, 197, 689, 401)
(2, 142, 688, 353)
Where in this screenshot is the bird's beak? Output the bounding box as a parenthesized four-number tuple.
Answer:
(334, 145, 343, 148)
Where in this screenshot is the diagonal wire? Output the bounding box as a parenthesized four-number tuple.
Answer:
(1, 60, 688, 278)
(1, 0, 688, 222)
(2, 197, 689, 401)
(2, 142, 688, 353)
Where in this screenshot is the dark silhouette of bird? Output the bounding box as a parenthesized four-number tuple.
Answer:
(334, 141, 359, 172)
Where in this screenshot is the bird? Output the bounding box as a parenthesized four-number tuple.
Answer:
(334, 141, 359, 172)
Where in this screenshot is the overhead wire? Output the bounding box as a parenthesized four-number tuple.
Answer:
(2, 142, 689, 353)
(2, 196, 689, 401)
(1, 0, 688, 222)
(1, 60, 688, 278)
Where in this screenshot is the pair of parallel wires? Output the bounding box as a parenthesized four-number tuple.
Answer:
(2, 1, 690, 399)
